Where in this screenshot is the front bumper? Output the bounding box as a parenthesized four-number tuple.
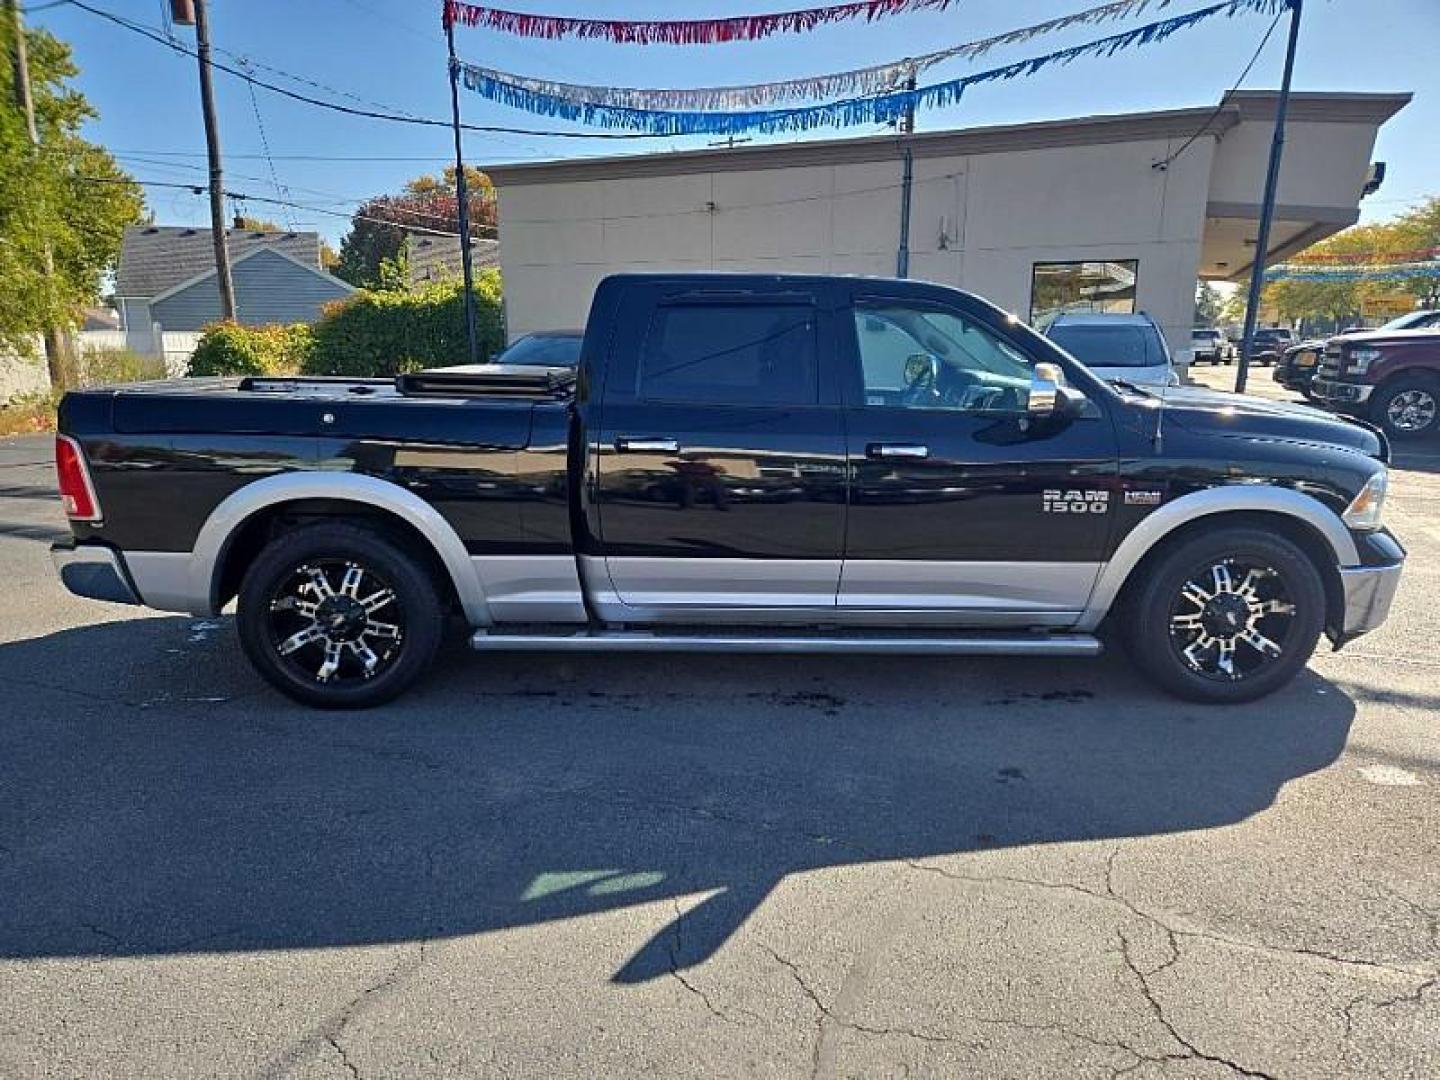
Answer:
(50, 542, 141, 605)
(1337, 560, 1403, 638)
(1311, 378, 1374, 407)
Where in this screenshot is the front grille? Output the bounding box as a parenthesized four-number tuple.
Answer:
(1318, 344, 1343, 379)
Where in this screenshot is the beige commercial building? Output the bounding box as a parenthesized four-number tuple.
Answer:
(486, 91, 1408, 355)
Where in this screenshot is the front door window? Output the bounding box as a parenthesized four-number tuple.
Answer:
(854, 304, 1034, 414)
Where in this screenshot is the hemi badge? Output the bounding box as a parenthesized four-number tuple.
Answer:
(1124, 490, 1163, 506)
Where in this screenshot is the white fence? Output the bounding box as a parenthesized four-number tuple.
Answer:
(1, 329, 205, 403)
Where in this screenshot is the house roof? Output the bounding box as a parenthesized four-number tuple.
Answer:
(406, 234, 499, 286)
(115, 226, 323, 299)
(147, 245, 354, 305)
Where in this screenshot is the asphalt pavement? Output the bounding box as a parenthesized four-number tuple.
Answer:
(1, 377, 1437, 1078)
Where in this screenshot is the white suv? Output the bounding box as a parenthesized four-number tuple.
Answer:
(1041, 311, 1179, 387)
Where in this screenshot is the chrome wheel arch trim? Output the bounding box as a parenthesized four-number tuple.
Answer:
(1076, 485, 1359, 632)
(191, 473, 493, 625)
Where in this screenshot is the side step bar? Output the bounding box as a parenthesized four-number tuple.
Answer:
(470, 629, 1103, 657)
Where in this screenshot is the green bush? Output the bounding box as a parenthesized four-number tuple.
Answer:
(305, 271, 504, 378)
(66, 346, 167, 387)
(187, 322, 313, 377)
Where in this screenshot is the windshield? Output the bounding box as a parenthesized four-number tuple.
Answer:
(492, 334, 583, 367)
(1380, 311, 1440, 331)
(1192, 329, 1219, 341)
(1047, 324, 1165, 369)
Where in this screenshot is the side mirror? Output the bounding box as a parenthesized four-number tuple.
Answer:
(1028, 361, 1064, 416)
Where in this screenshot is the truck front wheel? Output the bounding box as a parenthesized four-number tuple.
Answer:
(237, 523, 444, 708)
(1371, 377, 1439, 439)
(1123, 527, 1326, 703)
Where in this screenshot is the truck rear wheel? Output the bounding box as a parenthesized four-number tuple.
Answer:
(237, 523, 444, 708)
(1371, 377, 1439, 439)
(1123, 527, 1325, 704)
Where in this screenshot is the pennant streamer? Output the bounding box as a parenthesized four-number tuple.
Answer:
(1265, 263, 1440, 284)
(443, 0, 961, 44)
(459, 0, 1294, 136)
(463, 0, 1177, 111)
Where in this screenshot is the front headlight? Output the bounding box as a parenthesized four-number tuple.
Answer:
(1343, 470, 1388, 530)
(1347, 347, 1382, 375)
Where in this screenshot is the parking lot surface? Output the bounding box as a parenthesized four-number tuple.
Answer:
(1, 376, 1437, 1078)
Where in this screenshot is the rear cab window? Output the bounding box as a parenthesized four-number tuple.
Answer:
(638, 303, 819, 406)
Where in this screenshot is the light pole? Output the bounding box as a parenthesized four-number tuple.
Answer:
(1235, 0, 1303, 394)
(445, 17, 479, 365)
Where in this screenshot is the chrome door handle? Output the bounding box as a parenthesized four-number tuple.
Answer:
(615, 436, 680, 453)
(867, 443, 929, 460)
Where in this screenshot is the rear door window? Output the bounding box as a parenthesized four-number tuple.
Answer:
(639, 304, 818, 406)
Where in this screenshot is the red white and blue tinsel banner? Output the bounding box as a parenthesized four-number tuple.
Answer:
(442, 0, 961, 44)
(1265, 262, 1440, 284)
(458, 0, 1294, 136)
(463, 0, 1176, 111)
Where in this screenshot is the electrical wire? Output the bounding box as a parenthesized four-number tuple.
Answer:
(71, 174, 489, 239)
(237, 56, 297, 230)
(65, 1, 690, 141)
(1152, 9, 1284, 171)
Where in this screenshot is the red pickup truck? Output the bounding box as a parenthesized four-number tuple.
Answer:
(1311, 328, 1440, 438)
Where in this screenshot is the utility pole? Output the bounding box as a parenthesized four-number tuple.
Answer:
(1235, 0, 1302, 394)
(189, 0, 237, 320)
(445, 16, 479, 364)
(895, 66, 917, 279)
(7, 0, 69, 389)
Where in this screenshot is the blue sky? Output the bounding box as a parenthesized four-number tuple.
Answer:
(31, 0, 1439, 245)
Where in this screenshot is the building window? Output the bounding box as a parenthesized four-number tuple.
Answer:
(1030, 260, 1139, 325)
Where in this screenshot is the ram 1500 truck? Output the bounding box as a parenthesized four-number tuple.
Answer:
(51, 274, 1404, 707)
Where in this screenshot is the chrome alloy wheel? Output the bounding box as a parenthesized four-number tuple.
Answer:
(1168, 560, 1297, 681)
(1386, 388, 1437, 434)
(266, 560, 404, 684)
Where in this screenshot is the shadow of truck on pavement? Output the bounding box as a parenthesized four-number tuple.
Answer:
(0, 616, 1355, 983)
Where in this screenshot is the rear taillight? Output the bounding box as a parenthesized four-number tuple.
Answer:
(55, 435, 101, 521)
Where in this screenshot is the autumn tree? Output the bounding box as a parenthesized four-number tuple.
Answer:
(335, 166, 496, 290)
(1, 17, 145, 378)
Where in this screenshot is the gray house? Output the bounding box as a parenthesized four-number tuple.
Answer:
(114, 226, 354, 352)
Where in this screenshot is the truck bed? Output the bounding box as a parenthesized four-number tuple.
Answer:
(77, 366, 575, 447)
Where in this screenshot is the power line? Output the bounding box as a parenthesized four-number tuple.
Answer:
(237, 56, 296, 230)
(66, 1, 688, 141)
(1152, 10, 1283, 171)
(72, 174, 486, 238)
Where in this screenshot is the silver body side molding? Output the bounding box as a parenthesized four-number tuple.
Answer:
(471, 629, 1103, 657)
(837, 559, 1101, 611)
(1076, 485, 1360, 632)
(156, 473, 495, 624)
(470, 555, 587, 623)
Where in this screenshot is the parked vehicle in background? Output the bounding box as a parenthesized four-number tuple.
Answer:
(1312, 324, 1440, 438)
(1191, 327, 1231, 365)
(51, 274, 1402, 708)
(1274, 339, 1327, 398)
(1246, 327, 1297, 366)
(1042, 312, 1179, 386)
(490, 329, 584, 367)
(1275, 312, 1440, 400)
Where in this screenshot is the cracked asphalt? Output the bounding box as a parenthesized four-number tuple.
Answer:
(1, 372, 1438, 1079)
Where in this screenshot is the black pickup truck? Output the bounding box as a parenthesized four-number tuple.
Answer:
(51, 274, 1403, 707)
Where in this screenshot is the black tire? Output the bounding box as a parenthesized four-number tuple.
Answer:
(1123, 527, 1326, 704)
(1370, 376, 1440, 440)
(237, 523, 445, 708)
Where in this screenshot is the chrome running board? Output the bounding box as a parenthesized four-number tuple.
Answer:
(470, 629, 1102, 656)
